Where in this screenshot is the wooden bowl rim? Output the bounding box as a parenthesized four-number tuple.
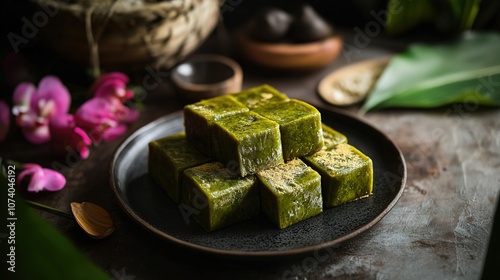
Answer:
(171, 54, 243, 92)
(236, 32, 343, 55)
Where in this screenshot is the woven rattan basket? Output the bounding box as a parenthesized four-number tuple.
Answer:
(30, 0, 220, 73)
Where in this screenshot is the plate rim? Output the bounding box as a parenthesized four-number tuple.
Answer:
(109, 106, 407, 259)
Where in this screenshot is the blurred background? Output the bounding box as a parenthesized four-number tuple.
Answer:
(1, 0, 499, 97)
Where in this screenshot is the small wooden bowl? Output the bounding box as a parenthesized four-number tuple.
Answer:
(171, 54, 243, 102)
(235, 32, 343, 71)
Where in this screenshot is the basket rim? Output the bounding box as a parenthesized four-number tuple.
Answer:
(30, 0, 197, 16)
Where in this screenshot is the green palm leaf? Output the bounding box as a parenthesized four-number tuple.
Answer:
(362, 32, 500, 112)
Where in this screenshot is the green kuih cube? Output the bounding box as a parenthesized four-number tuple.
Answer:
(321, 123, 348, 149)
(303, 143, 373, 208)
(254, 99, 324, 161)
(182, 162, 259, 232)
(184, 95, 249, 156)
(148, 133, 212, 203)
(211, 111, 284, 177)
(231, 84, 289, 109)
(257, 159, 323, 229)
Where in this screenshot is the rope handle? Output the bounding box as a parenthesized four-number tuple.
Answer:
(85, 0, 122, 78)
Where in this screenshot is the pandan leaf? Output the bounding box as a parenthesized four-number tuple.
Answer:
(385, 0, 482, 34)
(385, 0, 436, 35)
(362, 32, 500, 112)
(463, 0, 482, 29)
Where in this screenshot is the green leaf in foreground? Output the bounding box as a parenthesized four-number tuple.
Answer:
(1, 159, 110, 280)
(362, 32, 500, 112)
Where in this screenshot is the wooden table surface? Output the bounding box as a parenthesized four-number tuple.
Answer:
(2, 33, 499, 280)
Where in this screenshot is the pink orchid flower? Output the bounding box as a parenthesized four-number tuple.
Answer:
(88, 72, 138, 119)
(12, 82, 35, 115)
(0, 100, 10, 141)
(18, 163, 66, 192)
(90, 72, 134, 102)
(106, 97, 139, 124)
(12, 76, 71, 144)
(75, 85, 139, 143)
(49, 114, 92, 159)
(75, 72, 139, 142)
(75, 97, 127, 143)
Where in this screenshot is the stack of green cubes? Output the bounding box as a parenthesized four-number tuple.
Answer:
(148, 85, 373, 231)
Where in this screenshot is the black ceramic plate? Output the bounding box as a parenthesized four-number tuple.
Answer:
(110, 107, 406, 259)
